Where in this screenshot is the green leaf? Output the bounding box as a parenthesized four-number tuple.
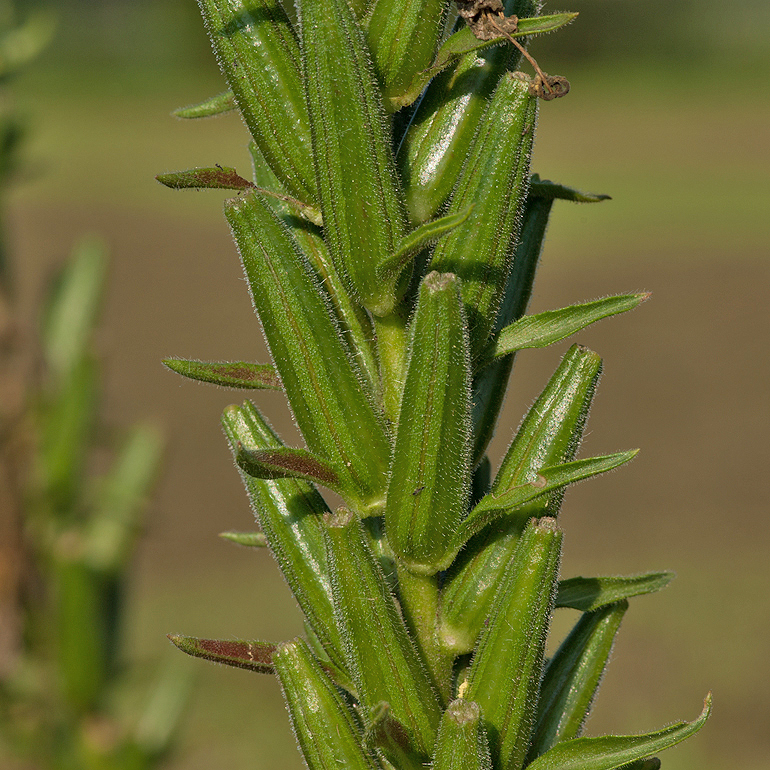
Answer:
(226, 192, 390, 515)
(376, 207, 474, 286)
(555, 572, 675, 612)
(84, 424, 163, 573)
(162, 358, 282, 390)
(167, 634, 276, 674)
(365, 0, 446, 101)
(429, 72, 537, 358)
(525, 695, 712, 770)
(219, 531, 268, 548)
(453, 451, 637, 552)
(529, 601, 628, 759)
(391, 13, 579, 109)
(439, 345, 603, 654)
(471, 193, 554, 463)
(221, 402, 345, 672)
(42, 236, 108, 384)
(432, 700, 492, 770)
(173, 90, 236, 118)
(464, 517, 563, 770)
(273, 639, 381, 770)
(385, 272, 472, 575)
(302, 0, 407, 315)
(485, 293, 649, 363)
(156, 166, 253, 191)
(198, 0, 316, 203)
(325, 511, 442, 758)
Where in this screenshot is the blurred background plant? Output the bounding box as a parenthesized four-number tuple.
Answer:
(0, 2, 188, 768)
(2, 1, 768, 770)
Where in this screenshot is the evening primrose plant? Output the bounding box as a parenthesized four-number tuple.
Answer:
(161, 1, 710, 768)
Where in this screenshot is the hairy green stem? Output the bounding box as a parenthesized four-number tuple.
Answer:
(373, 311, 409, 423)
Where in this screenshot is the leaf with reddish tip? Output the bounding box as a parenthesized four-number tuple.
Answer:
(162, 359, 282, 390)
(156, 167, 254, 191)
(236, 445, 341, 491)
(168, 634, 276, 674)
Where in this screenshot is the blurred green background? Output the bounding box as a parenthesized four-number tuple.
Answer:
(6, 0, 770, 768)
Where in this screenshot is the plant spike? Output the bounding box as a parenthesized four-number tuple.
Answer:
(166, 3, 711, 768)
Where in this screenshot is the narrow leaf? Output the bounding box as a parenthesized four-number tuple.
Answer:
(273, 640, 380, 770)
(439, 346, 603, 654)
(173, 90, 236, 118)
(219, 531, 268, 548)
(525, 695, 712, 770)
(464, 517, 563, 770)
(156, 166, 253, 191)
(432, 699, 493, 770)
(398, 0, 547, 224)
(453, 451, 637, 551)
(487, 294, 649, 363)
(167, 634, 275, 674)
(556, 572, 675, 612)
(392, 13, 579, 109)
(163, 358, 281, 390)
(385, 272, 472, 575)
(325, 511, 442, 757)
(302, 0, 406, 315)
(530, 601, 628, 758)
(529, 174, 611, 202)
(377, 207, 474, 284)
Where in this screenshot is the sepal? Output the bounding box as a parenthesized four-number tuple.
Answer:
(463, 517, 562, 770)
(236, 444, 341, 491)
(163, 358, 281, 390)
(325, 510, 442, 757)
(273, 639, 381, 770)
(385, 272, 472, 575)
(525, 694, 711, 770)
(432, 699, 492, 770)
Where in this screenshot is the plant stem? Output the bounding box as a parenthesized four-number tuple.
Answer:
(397, 565, 453, 703)
(373, 311, 409, 423)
